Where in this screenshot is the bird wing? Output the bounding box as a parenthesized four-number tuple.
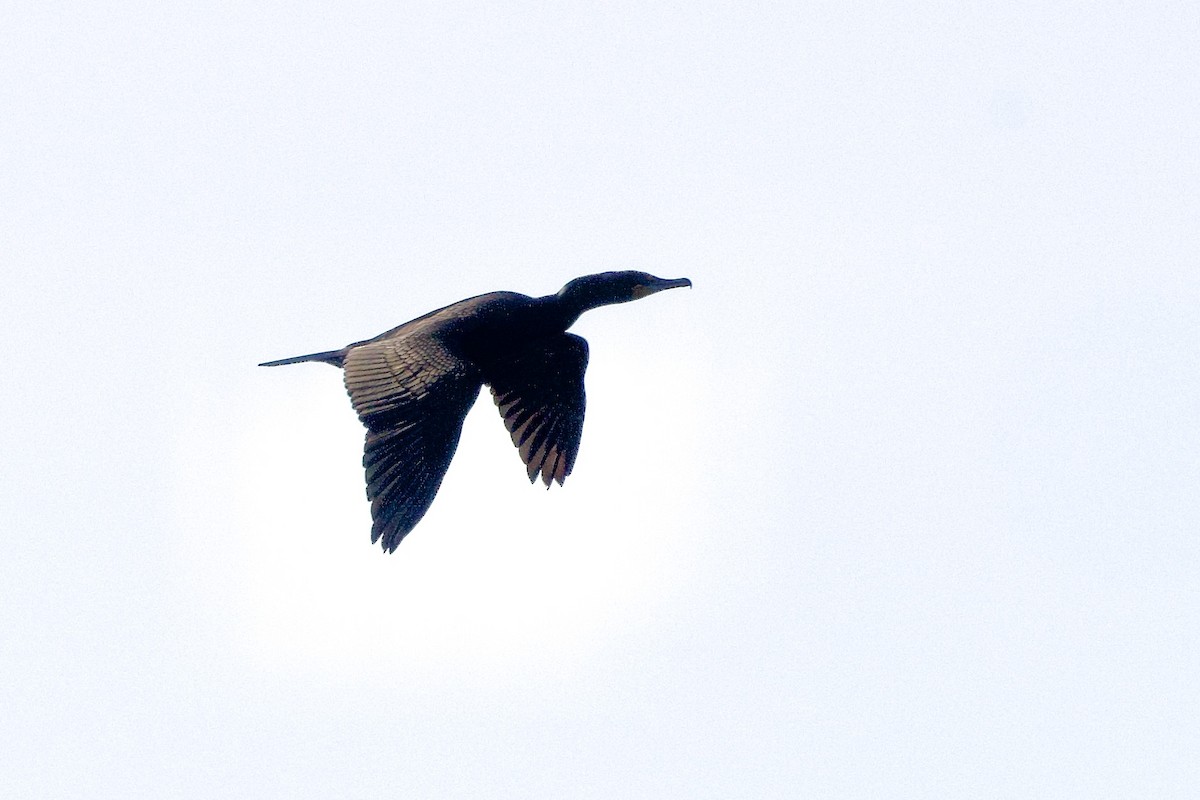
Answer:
(487, 333, 588, 487)
(342, 335, 481, 552)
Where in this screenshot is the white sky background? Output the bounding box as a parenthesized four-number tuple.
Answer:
(3, 1, 1198, 797)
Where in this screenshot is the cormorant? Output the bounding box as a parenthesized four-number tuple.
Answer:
(260, 271, 692, 552)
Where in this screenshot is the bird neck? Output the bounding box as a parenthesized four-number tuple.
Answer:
(546, 281, 627, 329)
(528, 294, 579, 332)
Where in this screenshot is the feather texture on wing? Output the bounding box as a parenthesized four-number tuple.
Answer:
(488, 333, 588, 487)
(343, 336, 481, 551)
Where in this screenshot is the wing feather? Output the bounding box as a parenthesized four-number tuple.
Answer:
(343, 336, 481, 551)
(487, 334, 588, 488)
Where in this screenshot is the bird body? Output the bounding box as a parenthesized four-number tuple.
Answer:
(261, 271, 691, 551)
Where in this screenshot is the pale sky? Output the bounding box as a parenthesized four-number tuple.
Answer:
(3, 2, 1199, 797)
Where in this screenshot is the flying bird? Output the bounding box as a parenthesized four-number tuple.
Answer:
(260, 271, 692, 552)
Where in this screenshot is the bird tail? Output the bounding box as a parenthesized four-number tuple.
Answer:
(258, 349, 345, 368)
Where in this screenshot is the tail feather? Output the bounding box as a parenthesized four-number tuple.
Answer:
(258, 349, 345, 367)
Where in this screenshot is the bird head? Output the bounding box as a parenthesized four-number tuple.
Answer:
(557, 271, 692, 313)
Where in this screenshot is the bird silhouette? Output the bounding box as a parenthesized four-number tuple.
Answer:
(260, 271, 692, 551)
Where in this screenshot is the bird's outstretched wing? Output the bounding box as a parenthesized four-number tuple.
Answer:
(343, 335, 481, 552)
(487, 333, 588, 487)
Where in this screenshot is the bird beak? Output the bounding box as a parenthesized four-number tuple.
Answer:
(634, 276, 692, 299)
